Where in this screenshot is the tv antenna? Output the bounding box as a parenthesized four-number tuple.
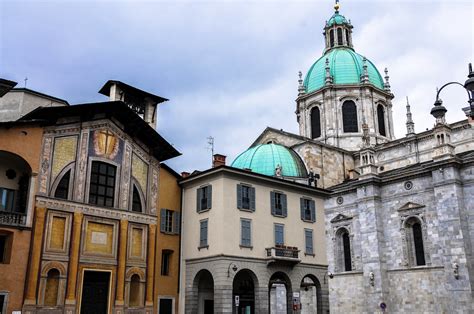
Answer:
(207, 136, 214, 166)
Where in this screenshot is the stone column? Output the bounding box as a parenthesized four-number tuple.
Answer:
(115, 219, 128, 311)
(255, 286, 269, 314)
(24, 207, 47, 305)
(214, 284, 232, 313)
(65, 212, 83, 313)
(145, 224, 156, 313)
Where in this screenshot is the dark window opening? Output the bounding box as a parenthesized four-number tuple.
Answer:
(16, 174, 29, 213)
(413, 223, 426, 266)
(337, 28, 343, 45)
(342, 232, 352, 271)
(132, 186, 142, 212)
(54, 171, 70, 200)
(377, 104, 387, 137)
(342, 101, 358, 133)
(0, 294, 5, 314)
(159, 298, 173, 314)
(161, 250, 172, 276)
(89, 161, 116, 207)
(311, 107, 321, 139)
(346, 29, 350, 45)
(274, 193, 283, 216)
(0, 188, 15, 212)
(329, 29, 334, 47)
(0, 235, 6, 263)
(241, 185, 250, 209)
(197, 185, 212, 212)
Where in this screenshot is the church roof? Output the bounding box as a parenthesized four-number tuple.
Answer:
(304, 48, 384, 93)
(326, 11, 349, 27)
(231, 143, 308, 178)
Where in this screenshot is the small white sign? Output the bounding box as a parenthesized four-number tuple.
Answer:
(91, 231, 107, 245)
(293, 292, 300, 298)
(12, 311, 22, 314)
(235, 295, 240, 306)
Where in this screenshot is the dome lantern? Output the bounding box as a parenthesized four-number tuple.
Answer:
(324, 1, 353, 52)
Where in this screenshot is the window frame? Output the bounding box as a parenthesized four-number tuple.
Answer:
(0, 187, 15, 212)
(310, 106, 321, 139)
(196, 185, 212, 213)
(88, 160, 118, 208)
(300, 197, 316, 223)
(342, 100, 359, 133)
(199, 219, 209, 249)
(161, 250, 173, 276)
(274, 223, 285, 246)
(0, 233, 12, 264)
(304, 229, 314, 256)
(240, 219, 252, 248)
(377, 104, 387, 137)
(270, 191, 287, 218)
(237, 183, 255, 212)
(160, 209, 180, 235)
(0, 292, 8, 314)
(54, 170, 71, 200)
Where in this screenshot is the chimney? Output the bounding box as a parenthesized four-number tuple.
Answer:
(212, 154, 226, 168)
(181, 172, 190, 178)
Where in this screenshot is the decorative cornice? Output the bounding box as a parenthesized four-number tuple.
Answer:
(35, 196, 157, 225)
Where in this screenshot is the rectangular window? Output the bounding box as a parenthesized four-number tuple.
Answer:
(300, 198, 316, 222)
(240, 219, 252, 247)
(161, 250, 172, 276)
(199, 219, 208, 248)
(0, 293, 6, 314)
(0, 235, 6, 263)
(89, 161, 116, 207)
(0, 188, 15, 212)
(305, 229, 314, 255)
(237, 184, 255, 211)
(274, 224, 284, 246)
(160, 209, 181, 234)
(159, 298, 173, 314)
(271, 191, 287, 217)
(197, 185, 212, 212)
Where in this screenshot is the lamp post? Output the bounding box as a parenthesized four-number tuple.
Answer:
(431, 63, 474, 120)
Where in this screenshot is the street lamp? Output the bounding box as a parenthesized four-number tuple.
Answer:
(431, 63, 474, 120)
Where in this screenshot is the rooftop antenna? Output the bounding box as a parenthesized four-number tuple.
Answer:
(207, 136, 214, 167)
(24, 77, 28, 88)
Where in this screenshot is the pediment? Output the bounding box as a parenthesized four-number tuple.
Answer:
(330, 213, 352, 223)
(398, 202, 425, 212)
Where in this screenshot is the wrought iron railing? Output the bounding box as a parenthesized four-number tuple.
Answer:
(0, 211, 27, 226)
(266, 245, 300, 259)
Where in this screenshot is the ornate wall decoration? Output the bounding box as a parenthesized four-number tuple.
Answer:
(132, 153, 148, 194)
(120, 144, 132, 210)
(74, 130, 90, 202)
(51, 136, 78, 183)
(38, 136, 53, 195)
(88, 129, 123, 163)
(149, 166, 159, 215)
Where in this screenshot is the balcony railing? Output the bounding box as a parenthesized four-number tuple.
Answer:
(265, 245, 300, 265)
(0, 211, 27, 226)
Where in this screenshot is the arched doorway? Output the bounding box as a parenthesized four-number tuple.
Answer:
(233, 269, 258, 314)
(300, 275, 322, 314)
(269, 272, 292, 314)
(193, 269, 214, 314)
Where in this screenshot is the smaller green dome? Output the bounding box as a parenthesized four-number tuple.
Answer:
(326, 12, 349, 27)
(231, 143, 307, 178)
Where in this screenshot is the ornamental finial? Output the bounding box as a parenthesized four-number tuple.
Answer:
(334, 0, 340, 12)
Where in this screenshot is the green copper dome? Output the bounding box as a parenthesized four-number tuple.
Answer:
(231, 143, 307, 178)
(326, 12, 349, 27)
(304, 48, 384, 93)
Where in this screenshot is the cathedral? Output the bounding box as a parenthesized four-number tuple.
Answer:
(227, 2, 474, 313)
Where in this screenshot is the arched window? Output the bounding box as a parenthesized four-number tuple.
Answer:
(377, 104, 386, 137)
(54, 170, 70, 200)
(342, 232, 352, 271)
(131, 186, 142, 213)
(337, 28, 343, 45)
(129, 274, 141, 307)
(311, 107, 321, 139)
(405, 217, 426, 266)
(342, 101, 358, 133)
(329, 30, 334, 47)
(345, 29, 350, 46)
(44, 268, 60, 306)
(89, 161, 116, 207)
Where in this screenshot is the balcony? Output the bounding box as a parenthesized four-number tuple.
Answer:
(265, 245, 301, 266)
(0, 211, 27, 226)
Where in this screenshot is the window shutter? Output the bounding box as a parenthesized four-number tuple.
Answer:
(200, 220, 208, 247)
(281, 194, 287, 217)
(196, 188, 202, 212)
(173, 212, 181, 234)
(310, 200, 316, 222)
(300, 198, 305, 220)
(206, 185, 212, 209)
(275, 225, 284, 245)
(305, 230, 313, 254)
(249, 187, 256, 211)
(237, 184, 242, 209)
(160, 209, 166, 232)
(241, 220, 251, 246)
(270, 192, 276, 215)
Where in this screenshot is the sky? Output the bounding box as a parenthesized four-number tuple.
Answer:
(1, 0, 473, 173)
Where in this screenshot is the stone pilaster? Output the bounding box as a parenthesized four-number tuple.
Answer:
(145, 224, 156, 313)
(115, 219, 128, 313)
(65, 212, 83, 314)
(23, 207, 47, 311)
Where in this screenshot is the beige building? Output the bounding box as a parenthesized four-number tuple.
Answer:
(180, 156, 330, 314)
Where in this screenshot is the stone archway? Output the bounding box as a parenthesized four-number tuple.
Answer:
(193, 269, 214, 314)
(269, 272, 292, 314)
(300, 275, 322, 314)
(232, 269, 258, 314)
